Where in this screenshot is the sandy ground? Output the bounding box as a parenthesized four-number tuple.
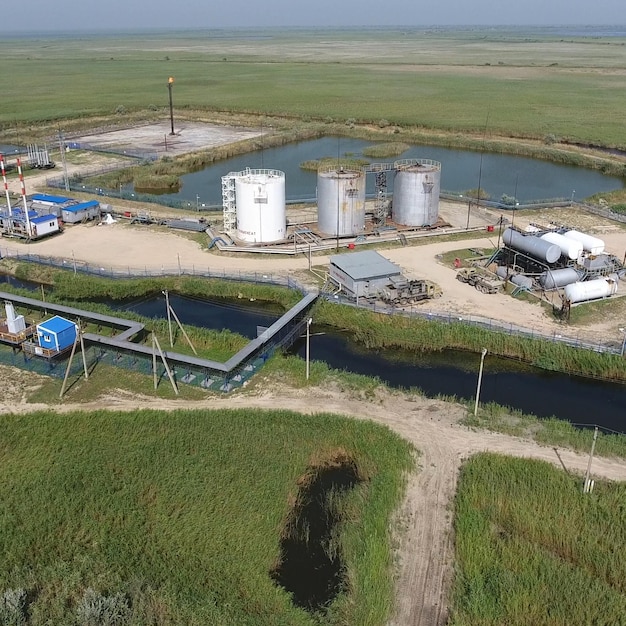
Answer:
(1, 370, 626, 626)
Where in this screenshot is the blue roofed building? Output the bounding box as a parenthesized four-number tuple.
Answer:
(36, 316, 78, 353)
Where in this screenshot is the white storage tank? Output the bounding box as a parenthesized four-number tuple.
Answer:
(234, 169, 286, 243)
(392, 159, 441, 226)
(564, 276, 618, 303)
(540, 232, 583, 260)
(317, 168, 366, 237)
(562, 230, 605, 255)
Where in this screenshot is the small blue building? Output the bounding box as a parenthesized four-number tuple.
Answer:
(36, 316, 78, 352)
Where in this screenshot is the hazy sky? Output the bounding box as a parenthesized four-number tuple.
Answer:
(1, 0, 625, 33)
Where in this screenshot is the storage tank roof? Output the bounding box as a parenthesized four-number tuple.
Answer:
(330, 250, 401, 281)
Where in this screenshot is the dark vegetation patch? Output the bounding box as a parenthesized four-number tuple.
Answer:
(271, 449, 363, 613)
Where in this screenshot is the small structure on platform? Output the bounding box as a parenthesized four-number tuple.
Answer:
(23, 315, 78, 358)
(0, 301, 35, 345)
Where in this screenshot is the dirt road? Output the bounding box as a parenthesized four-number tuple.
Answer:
(2, 375, 625, 626)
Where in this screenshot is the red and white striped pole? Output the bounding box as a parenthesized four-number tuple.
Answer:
(0, 154, 12, 216)
(16, 158, 32, 237)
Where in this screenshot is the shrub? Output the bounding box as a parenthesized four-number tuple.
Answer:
(544, 133, 558, 145)
(76, 588, 131, 626)
(114, 105, 126, 115)
(0, 588, 27, 626)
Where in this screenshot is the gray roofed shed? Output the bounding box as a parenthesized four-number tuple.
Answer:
(329, 250, 402, 298)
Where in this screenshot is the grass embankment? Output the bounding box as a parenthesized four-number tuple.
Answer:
(451, 453, 626, 625)
(299, 156, 370, 172)
(0, 408, 413, 625)
(3, 265, 300, 362)
(312, 300, 626, 382)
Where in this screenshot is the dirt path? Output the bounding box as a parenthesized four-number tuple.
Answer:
(2, 380, 625, 626)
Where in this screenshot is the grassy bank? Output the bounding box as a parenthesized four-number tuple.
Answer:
(1, 264, 301, 362)
(0, 408, 413, 624)
(463, 401, 626, 459)
(312, 299, 626, 383)
(451, 453, 626, 625)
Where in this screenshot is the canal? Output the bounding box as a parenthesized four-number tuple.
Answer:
(2, 276, 623, 433)
(124, 291, 626, 434)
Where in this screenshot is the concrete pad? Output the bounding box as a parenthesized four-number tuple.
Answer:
(69, 121, 265, 159)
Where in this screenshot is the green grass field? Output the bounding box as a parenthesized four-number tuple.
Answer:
(451, 453, 626, 625)
(2, 28, 626, 147)
(0, 408, 413, 625)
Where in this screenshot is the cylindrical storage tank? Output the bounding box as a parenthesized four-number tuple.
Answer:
(564, 277, 618, 303)
(235, 169, 286, 243)
(540, 232, 583, 260)
(539, 268, 582, 290)
(502, 228, 561, 264)
(317, 169, 365, 237)
(392, 159, 441, 226)
(562, 230, 605, 255)
(510, 274, 534, 290)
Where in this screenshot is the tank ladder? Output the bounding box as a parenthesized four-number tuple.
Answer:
(221, 173, 237, 236)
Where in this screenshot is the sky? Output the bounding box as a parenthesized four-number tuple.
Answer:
(1, 0, 625, 34)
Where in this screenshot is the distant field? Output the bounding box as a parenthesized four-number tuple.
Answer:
(2, 28, 626, 147)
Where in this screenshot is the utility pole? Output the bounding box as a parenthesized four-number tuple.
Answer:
(167, 77, 175, 135)
(305, 317, 312, 380)
(474, 347, 488, 416)
(163, 289, 173, 347)
(583, 426, 599, 493)
(58, 129, 70, 192)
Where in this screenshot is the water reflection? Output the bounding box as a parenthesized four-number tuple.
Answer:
(141, 136, 624, 206)
(291, 329, 626, 434)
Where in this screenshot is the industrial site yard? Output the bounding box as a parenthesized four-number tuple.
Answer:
(3, 198, 626, 347)
(4, 182, 626, 622)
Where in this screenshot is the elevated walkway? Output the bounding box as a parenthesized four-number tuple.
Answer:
(0, 289, 318, 390)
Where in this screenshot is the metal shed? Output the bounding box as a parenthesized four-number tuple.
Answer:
(329, 250, 402, 298)
(61, 200, 101, 224)
(36, 316, 77, 353)
(30, 214, 60, 239)
(30, 193, 75, 218)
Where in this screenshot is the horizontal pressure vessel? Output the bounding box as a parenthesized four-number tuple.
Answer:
(539, 268, 582, 290)
(540, 232, 583, 260)
(564, 277, 618, 303)
(562, 230, 605, 255)
(510, 274, 533, 289)
(502, 229, 561, 264)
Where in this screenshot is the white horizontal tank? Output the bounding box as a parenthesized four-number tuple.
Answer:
(540, 232, 583, 260)
(392, 159, 441, 226)
(234, 169, 286, 243)
(564, 276, 618, 304)
(562, 230, 605, 255)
